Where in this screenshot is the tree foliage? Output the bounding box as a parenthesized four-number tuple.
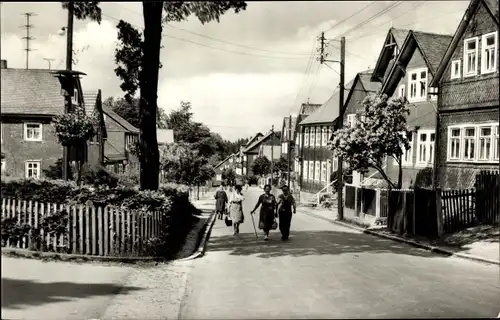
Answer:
(273, 156, 288, 174)
(330, 93, 410, 189)
(251, 156, 271, 177)
(160, 143, 214, 186)
(61, 1, 102, 23)
(221, 168, 236, 186)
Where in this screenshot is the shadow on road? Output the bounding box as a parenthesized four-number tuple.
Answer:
(1, 278, 142, 309)
(207, 230, 445, 259)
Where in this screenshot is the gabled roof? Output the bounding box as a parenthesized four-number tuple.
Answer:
(431, 0, 499, 87)
(381, 30, 452, 94)
(1, 68, 64, 116)
(102, 106, 139, 134)
(371, 28, 411, 82)
(299, 80, 353, 126)
(298, 103, 322, 115)
(244, 133, 263, 147)
(215, 153, 236, 169)
(243, 130, 274, 152)
(83, 91, 99, 116)
(344, 70, 382, 108)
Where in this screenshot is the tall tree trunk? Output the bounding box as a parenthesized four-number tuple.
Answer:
(139, 2, 162, 190)
(397, 155, 403, 189)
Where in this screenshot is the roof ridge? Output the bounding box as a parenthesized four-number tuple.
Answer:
(411, 30, 454, 38)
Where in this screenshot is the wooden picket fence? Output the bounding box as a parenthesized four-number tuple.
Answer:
(475, 170, 499, 225)
(441, 189, 476, 233)
(1, 198, 165, 257)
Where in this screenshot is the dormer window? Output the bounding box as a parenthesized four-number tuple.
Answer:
(464, 37, 479, 77)
(481, 32, 498, 74)
(407, 68, 428, 102)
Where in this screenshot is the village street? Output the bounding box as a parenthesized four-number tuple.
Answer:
(180, 187, 500, 319)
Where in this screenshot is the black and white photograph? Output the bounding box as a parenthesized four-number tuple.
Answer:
(1, 1, 499, 319)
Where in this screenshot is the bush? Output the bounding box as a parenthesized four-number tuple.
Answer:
(79, 163, 119, 189)
(1, 179, 78, 204)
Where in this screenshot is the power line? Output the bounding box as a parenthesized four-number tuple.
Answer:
(325, 1, 377, 33)
(20, 12, 37, 69)
(341, 1, 404, 37)
(290, 37, 317, 114)
(165, 24, 311, 56)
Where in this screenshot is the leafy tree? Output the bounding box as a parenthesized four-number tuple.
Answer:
(251, 156, 271, 177)
(273, 156, 288, 175)
(102, 96, 168, 129)
(113, 1, 247, 190)
(159, 143, 214, 187)
(221, 168, 236, 186)
(330, 93, 410, 189)
(62, 1, 102, 23)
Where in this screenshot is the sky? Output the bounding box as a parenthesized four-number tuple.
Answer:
(1, 1, 469, 141)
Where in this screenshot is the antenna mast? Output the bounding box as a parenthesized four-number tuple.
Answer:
(20, 12, 37, 69)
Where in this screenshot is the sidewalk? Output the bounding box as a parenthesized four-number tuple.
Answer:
(299, 205, 500, 265)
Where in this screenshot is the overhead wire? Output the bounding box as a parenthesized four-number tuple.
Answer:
(324, 1, 377, 34)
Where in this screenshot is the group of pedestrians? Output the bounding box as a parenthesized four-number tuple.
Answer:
(214, 183, 296, 241)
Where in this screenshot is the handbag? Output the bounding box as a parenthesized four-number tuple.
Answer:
(225, 215, 233, 227)
(271, 218, 278, 230)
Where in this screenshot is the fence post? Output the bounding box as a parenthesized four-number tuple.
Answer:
(354, 186, 358, 217)
(375, 188, 381, 218)
(436, 188, 444, 236)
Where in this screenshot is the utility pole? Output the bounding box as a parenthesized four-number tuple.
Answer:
(287, 114, 292, 188)
(318, 32, 346, 221)
(43, 58, 55, 70)
(270, 125, 274, 187)
(20, 13, 36, 69)
(62, 2, 74, 181)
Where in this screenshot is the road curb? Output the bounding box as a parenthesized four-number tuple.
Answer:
(177, 210, 216, 262)
(1, 247, 160, 264)
(302, 210, 500, 266)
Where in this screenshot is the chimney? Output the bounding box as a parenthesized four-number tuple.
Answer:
(0, 60, 7, 69)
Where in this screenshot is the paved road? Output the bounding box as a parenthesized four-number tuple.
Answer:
(180, 187, 500, 319)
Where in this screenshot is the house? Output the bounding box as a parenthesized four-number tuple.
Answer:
(241, 131, 281, 176)
(0, 60, 86, 179)
(377, 30, 454, 188)
(281, 103, 323, 180)
(430, 0, 499, 189)
(298, 87, 350, 194)
(341, 70, 382, 186)
(85, 90, 140, 174)
(212, 153, 238, 186)
(235, 132, 263, 176)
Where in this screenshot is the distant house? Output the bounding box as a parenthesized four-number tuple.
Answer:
(298, 87, 349, 194)
(235, 132, 263, 176)
(212, 153, 238, 186)
(84, 90, 140, 174)
(157, 129, 174, 146)
(0, 60, 86, 179)
(430, 0, 499, 189)
(379, 30, 453, 188)
(241, 131, 281, 176)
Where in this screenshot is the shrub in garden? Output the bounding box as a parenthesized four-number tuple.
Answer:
(79, 163, 119, 189)
(1, 178, 78, 204)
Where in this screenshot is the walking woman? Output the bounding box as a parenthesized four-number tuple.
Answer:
(229, 185, 245, 235)
(250, 184, 277, 241)
(276, 185, 296, 241)
(214, 185, 228, 220)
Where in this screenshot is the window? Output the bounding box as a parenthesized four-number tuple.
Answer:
(321, 162, 327, 182)
(495, 126, 499, 161)
(72, 88, 79, 105)
(1, 161, 5, 173)
(403, 132, 413, 165)
(449, 128, 461, 160)
(463, 127, 476, 160)
(304, 128, 309, 147)
(479, 127, 492, 161)
(303, 161, 308, 179)
(315, 127, 321, 146)
(322, 127, 327, 146)
(327, 127, 333, 142)
(346, 114, 355, 128)
(333, 157, 339, 172)
(481, 32, 498, 74)
(216, 174, 222, 181)
(314, 161, 320, 181)
(308, 161, 314, 180)
(296, 134, 300, 150)
(398, 85, 405, 98)
(408, 68, 428, 102)
(416, 130, 435, 166)
(326, 160, 332, 182)
(463, 37, 479, 77)
(25, 161, 41, 179)
(451, 60, 461, 79)
(309, 128, 315, 146)
(24, 123, 42, 141)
